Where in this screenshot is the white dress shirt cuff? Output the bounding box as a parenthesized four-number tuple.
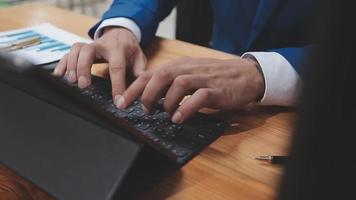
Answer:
(242, 52, 303, 106)
(94, 17, 142, 42)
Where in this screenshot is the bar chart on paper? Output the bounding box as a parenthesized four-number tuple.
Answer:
(0, 23, 91, 65)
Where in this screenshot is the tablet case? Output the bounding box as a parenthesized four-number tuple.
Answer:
(0, 81, 142, 200)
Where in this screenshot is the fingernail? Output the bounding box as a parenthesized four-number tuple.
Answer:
(78, 76, 88, 88)
(142, 104, 149, 114)
(115, 95, 125, 109)
(172, 111, 183, 124)
(68, 70, 76, 82)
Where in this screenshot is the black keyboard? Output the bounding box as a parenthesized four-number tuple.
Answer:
(60, 76, 228, 164)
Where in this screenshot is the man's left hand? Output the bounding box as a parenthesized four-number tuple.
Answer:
(116, 57, 265, 124)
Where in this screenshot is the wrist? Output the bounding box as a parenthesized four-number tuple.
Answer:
(244, 57, 266, 102)
(102, 27, 137, 41)
(102, 26, 121, 34)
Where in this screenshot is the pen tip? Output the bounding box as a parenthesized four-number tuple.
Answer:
(254, 155, 273, 161)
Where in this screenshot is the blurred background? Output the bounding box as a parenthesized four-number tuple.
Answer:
(0, 0, 177, 39)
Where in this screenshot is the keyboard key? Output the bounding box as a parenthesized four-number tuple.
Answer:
(135, 122, 151, 130)
(159, 140, 173, 150)
(141, 115, 151, 121)
(170, 146, 189, 157)
(132, 110, 145, 118)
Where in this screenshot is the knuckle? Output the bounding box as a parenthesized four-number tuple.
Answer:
(116, 38, 136, 51)
(139, 72, 151, 81)
(206, 77, 216, 88)
(71, 42, 83, 50)
(80, 44, 95, 53)
(196, 88, 211, 99)
(92, 41, 104, 51)
(174, 76, 189, 88)
(67, 65, 77, 72)
(110, 65, 124, 73)
(155, 69, 171, 81)
(77, 63, 90, 72)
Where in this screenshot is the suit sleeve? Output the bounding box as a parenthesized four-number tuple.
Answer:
(270, 46, 313, 74)
(88, 0, 179, 47)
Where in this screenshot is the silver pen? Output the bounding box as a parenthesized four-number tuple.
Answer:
(255, 155, 288, 164)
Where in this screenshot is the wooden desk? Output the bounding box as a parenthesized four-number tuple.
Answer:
(0, 4, 295, 200)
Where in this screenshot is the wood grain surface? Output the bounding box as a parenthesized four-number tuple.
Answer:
(0, 4, 295, 200)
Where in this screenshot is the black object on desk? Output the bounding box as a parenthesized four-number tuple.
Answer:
(0, 54, 228, 199)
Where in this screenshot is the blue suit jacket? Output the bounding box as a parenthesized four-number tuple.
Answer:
(89, 0, 314, 73)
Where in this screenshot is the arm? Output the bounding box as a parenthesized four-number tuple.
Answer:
(113, 46, 311, 123)
(54, 1, 179, 107)
(88, 0, 179, 47)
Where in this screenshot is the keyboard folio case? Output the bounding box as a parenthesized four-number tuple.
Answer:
(0, 57, 176, 199)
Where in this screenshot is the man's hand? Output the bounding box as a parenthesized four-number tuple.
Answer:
(53, 27, 146, 105)
(116, 57, 265, 124)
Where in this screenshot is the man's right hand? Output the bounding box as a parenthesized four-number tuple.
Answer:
(53, 27, 146, 107)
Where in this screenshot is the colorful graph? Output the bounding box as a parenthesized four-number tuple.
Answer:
(0, 30, 71, 53)
(0, 23, 90, 65)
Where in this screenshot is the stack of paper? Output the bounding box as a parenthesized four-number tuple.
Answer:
(0, 23, 91, 65)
